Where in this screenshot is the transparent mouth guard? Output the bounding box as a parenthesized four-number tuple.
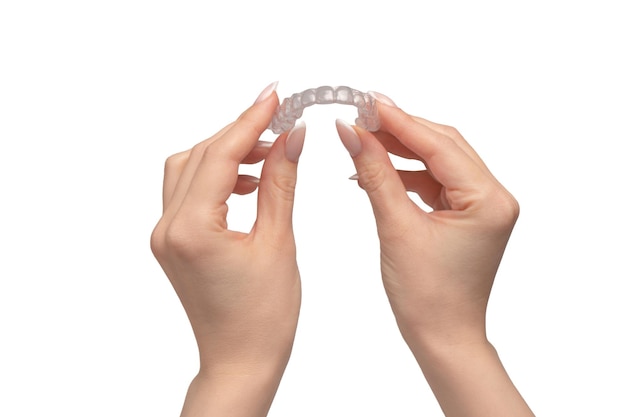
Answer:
(268, 86, 380, 134)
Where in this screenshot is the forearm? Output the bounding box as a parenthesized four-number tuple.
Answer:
(408, 336, 534, 417)
(180, 364, 287, 417)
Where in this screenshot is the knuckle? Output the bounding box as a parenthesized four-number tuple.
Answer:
(196, 141, 212, 158)
(502, 193, 521, 223)
(163, 219, 202, 260)
(201, 140, 229, 162)
(200, 141, 215, 159)
(149, 223, 166, 260)
(357, 162, 387, 194)
(164, 151, 189, 174)
(151, 217, 209, 262)
(268, 174, 296, 201)
(485, 188, 520, 228)
(440, 124, 463, 140)
(192, 141, 212, 160)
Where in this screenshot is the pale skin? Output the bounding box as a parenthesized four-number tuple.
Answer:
(150, 83, 535, 416)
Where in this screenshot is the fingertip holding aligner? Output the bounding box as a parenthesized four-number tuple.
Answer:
(268, 86, 380, 134)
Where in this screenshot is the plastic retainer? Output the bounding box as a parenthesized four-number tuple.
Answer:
(268, 86, 380, 134)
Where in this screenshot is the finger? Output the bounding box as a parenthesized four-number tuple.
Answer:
(409, 115, 493, 177)
(165, 140, 270, 209)
(254, 122, 305, 239)
(162, 121, 235, 218)
(162, 150, 189, 212)
(233, 175, 260, 195)
(242, 140, 273, 165)
(181, 87, 279, 224)
(369, 91, 480, 166)
(396, 170, 446, 210)
(376, 103, 487, 206)
(372, 130, 421, 160)
(336, 119, 421, 234)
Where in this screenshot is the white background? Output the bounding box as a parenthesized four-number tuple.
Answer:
(1, 1, 624, 415)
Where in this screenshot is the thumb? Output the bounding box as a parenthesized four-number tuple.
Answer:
(335, 119, 418, 235)
(255, 122, 306, 238)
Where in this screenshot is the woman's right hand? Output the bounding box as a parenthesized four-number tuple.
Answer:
(150, 83, 305, 417)
(335, 94, 534, 417)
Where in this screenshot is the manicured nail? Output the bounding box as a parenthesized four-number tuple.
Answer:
(255, 140, 274, 149)
(335, 119, 362, 157)
(285, 121, 306, 163)
(254, 81, 279, 104)
(348, 173, 359, 180)
(369, 91, 397, 107)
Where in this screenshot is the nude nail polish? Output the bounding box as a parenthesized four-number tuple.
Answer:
(336, 119, 362, 157)
(369, 91, 397, 107)
(254, 81, 279, 104)
(285, 122, 306, 163)
(255, 140, 274, 149)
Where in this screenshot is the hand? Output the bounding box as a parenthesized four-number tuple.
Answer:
(336, 94, 533, 416)
(150, 83, 306, 417)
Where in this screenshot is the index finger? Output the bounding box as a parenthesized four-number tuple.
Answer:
(376, 103, 487, 193)
(179, 88, 279, 226)
(409, 115, 494, 177)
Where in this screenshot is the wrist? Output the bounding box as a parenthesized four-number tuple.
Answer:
(396, 312, 488, 358)
(405, 335, 535, 417)
(181, 362, 288, 417)
(409, 332, 494, 370)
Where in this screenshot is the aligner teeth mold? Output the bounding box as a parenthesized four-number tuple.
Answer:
(268, 86, 380, 134)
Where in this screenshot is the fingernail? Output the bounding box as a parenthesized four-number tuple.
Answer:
(348, 173, 359, 180)
(254, 81, 279, 104)
(285, 121, 306, 163)
(255, 140, 274, 149)
(336, 119, 362, 157)
(369, 91, 397, 107)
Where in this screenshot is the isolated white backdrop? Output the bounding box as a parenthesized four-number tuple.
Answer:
(1, 1, 624, 416)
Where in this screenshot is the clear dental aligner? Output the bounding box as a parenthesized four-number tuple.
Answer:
(268, 86, 380, 134)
